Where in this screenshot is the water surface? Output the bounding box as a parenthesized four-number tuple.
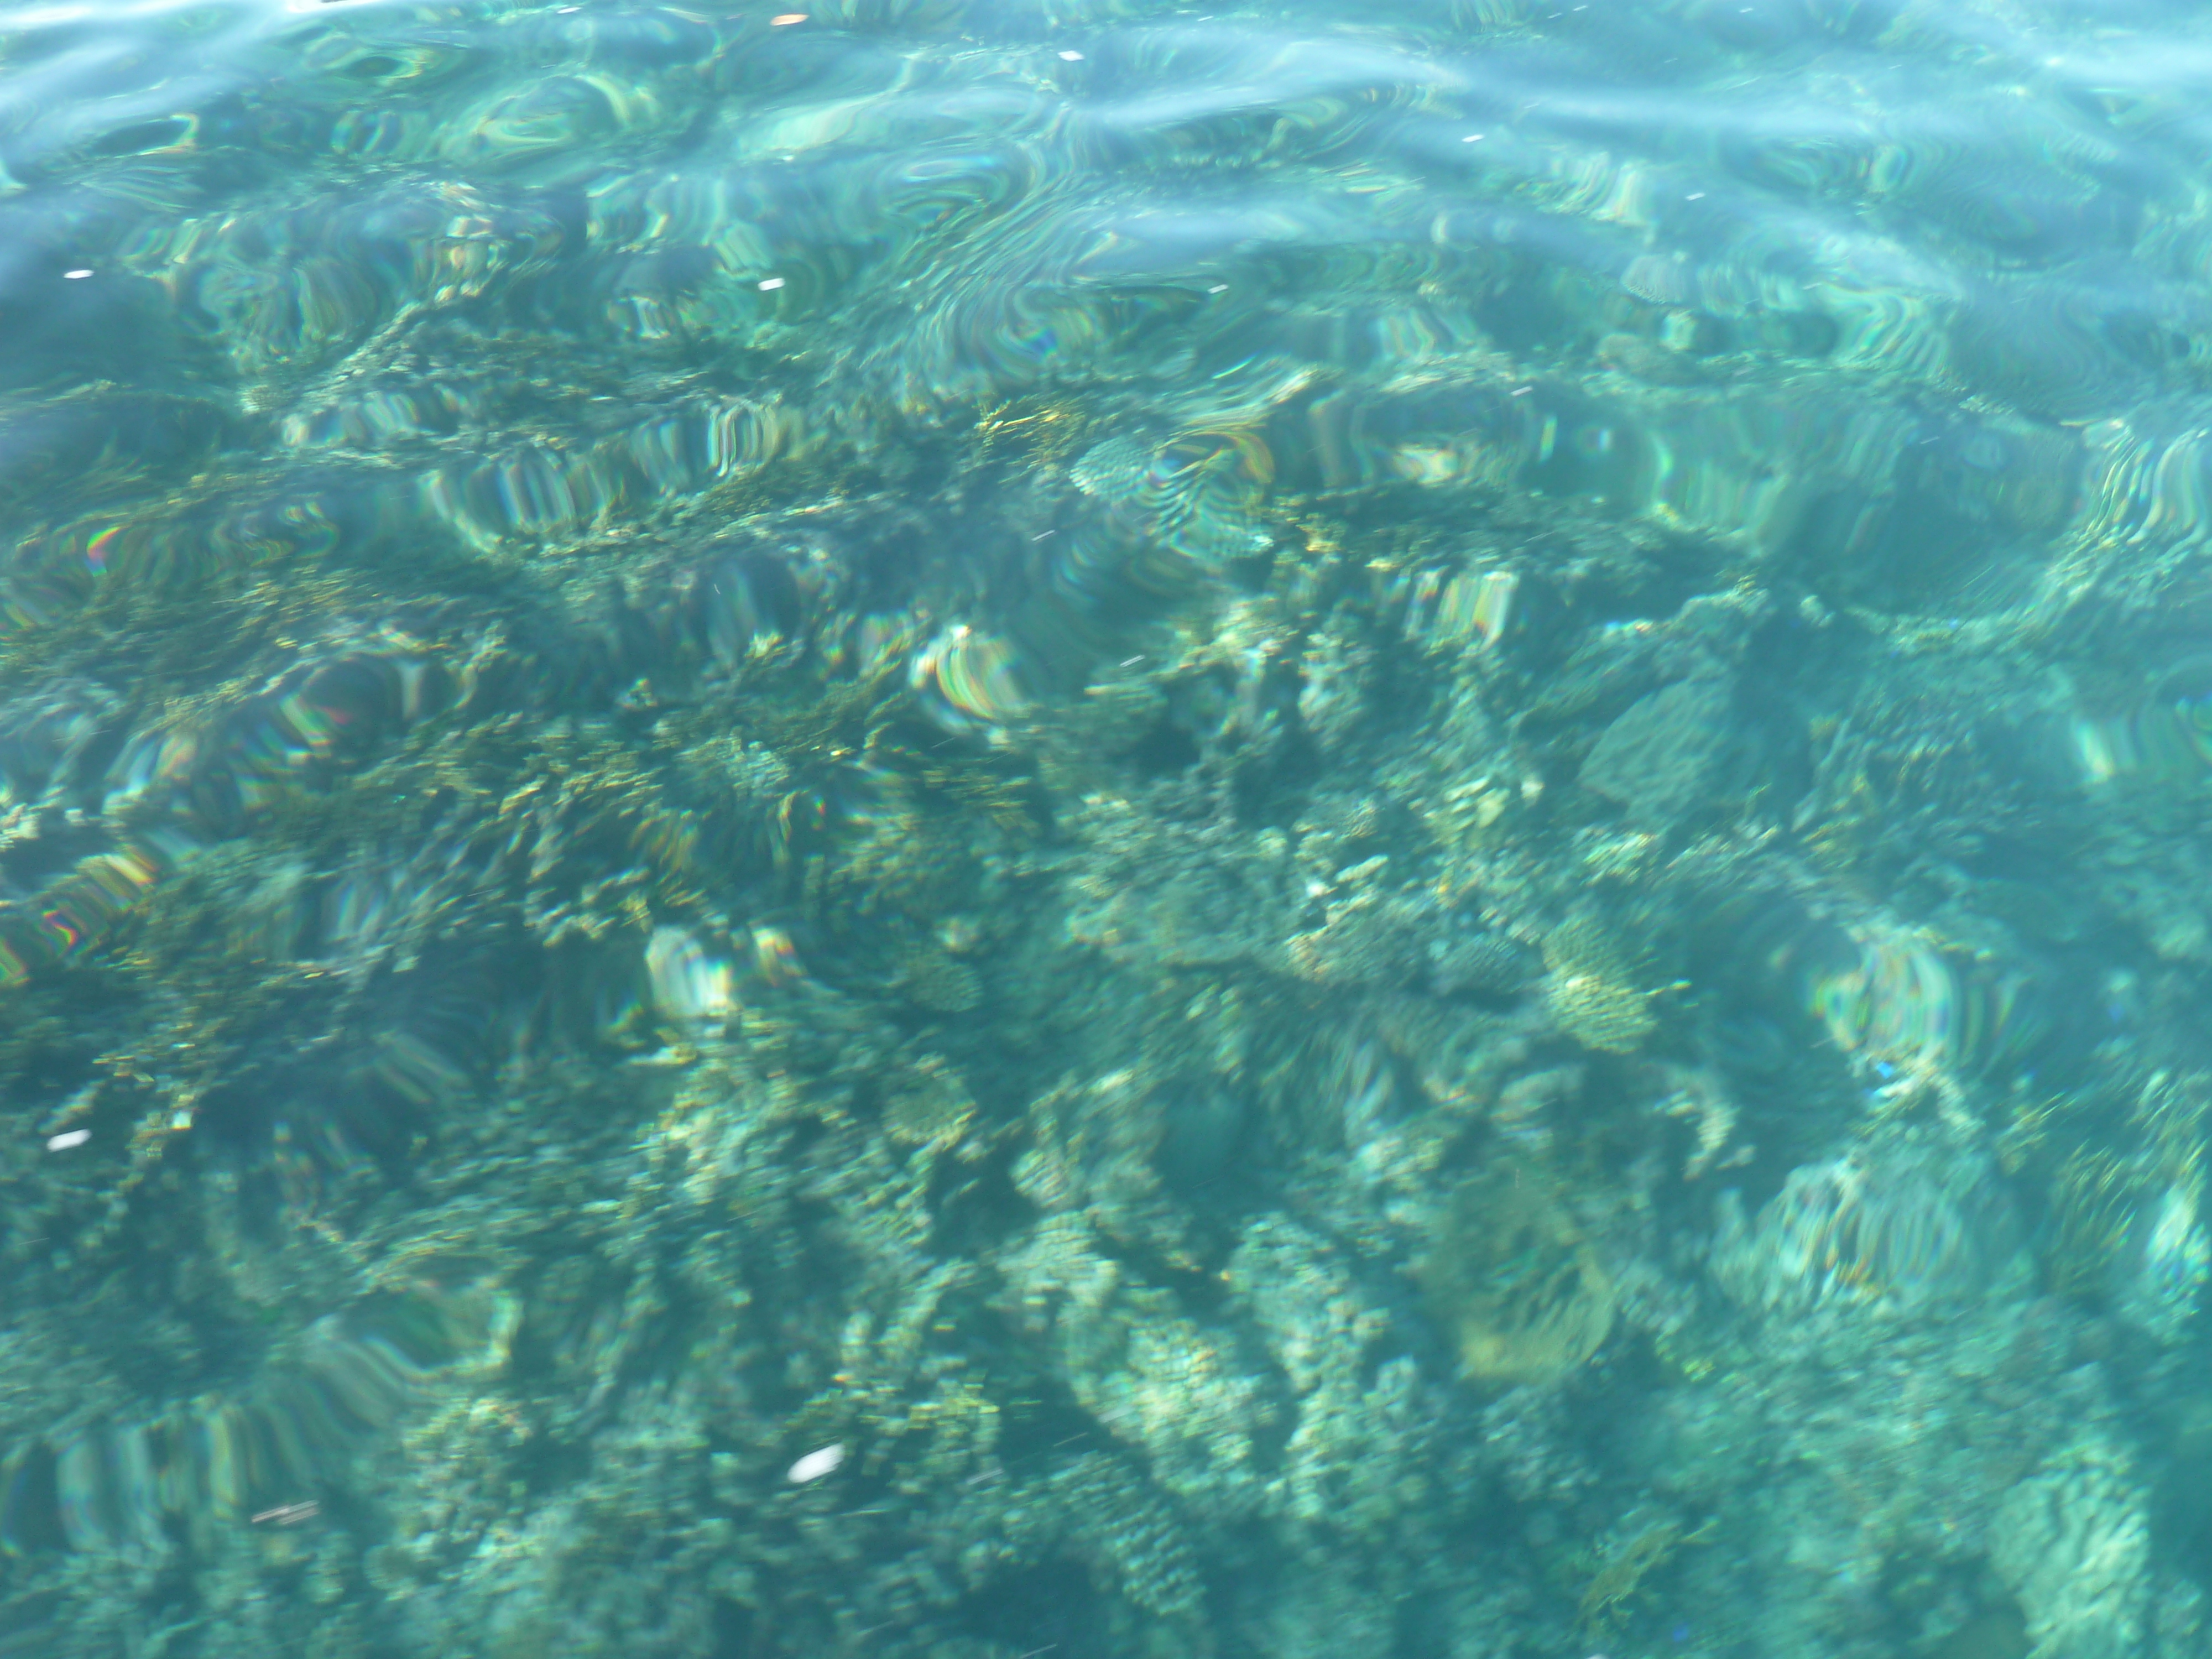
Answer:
(6, 1, 2212, 1656)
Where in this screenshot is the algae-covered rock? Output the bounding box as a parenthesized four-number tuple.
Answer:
(1419, 1162, 1616, 1386)
(1712, 1139, 2027, 1317)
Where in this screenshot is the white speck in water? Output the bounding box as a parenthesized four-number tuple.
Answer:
(1207, 283, 1228, 293)
(62, 269, 91, 279)
(788, 1443, 846, 1483)
(1511, 385, 1534, 397)
(46, 1129, 90, 1151)
(1686, 191, 1705, 200)
(1462, 133, 1484, 143)
(1058, 50, 1084, 61)
(758, 276, 786, 291)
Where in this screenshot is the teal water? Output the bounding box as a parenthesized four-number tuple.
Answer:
(6, 0, 2212, 1654)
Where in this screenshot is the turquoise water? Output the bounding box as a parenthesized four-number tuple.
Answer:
(6, 0, 2212, 1653)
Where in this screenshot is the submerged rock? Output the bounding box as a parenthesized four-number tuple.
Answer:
(1579, 675, 1735, 829)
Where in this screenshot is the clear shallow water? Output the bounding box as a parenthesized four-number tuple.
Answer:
(7, 0, 2212, 1655)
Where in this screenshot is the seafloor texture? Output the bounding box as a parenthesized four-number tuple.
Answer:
(7, 0, 2212, 1655)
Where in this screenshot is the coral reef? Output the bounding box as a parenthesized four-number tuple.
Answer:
(7, 0, 2212, 1656)
(1990, 1438, 2152, 1659)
